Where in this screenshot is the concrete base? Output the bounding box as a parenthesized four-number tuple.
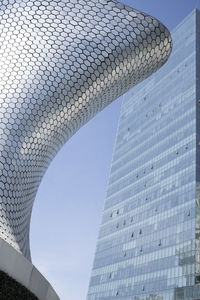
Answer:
(0, 237, 59, 300)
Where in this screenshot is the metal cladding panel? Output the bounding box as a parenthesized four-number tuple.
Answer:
(0, 0, 172, 259)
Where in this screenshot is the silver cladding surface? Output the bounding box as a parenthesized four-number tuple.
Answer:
(0, 0, 172, 260)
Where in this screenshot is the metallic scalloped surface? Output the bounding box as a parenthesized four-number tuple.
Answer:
(0, 0, 172, 260)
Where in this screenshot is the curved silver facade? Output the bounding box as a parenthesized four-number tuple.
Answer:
(0, 0, 172, 260)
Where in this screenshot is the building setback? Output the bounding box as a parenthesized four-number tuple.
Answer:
(87, 9, 200, 300)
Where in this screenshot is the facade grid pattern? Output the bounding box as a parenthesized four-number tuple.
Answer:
(87, 10, 200, 300)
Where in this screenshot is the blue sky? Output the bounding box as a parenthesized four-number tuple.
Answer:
(30, 1, 200, 299)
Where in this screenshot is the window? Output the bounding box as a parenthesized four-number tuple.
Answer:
(195, 275, 200, 284)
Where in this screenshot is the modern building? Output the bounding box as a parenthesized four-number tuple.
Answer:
(87, 9, 200, 300)
(0, 0, 171, 261)
(0, 1, 172, 299)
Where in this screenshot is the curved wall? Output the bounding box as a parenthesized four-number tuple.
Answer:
(0, 237, 59, 300)
(0, 0, 172, 260)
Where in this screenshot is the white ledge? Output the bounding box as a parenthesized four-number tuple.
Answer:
(0, 237, 59, 300)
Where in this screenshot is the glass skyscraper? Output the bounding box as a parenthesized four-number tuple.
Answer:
(87, 9, 200, 300)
